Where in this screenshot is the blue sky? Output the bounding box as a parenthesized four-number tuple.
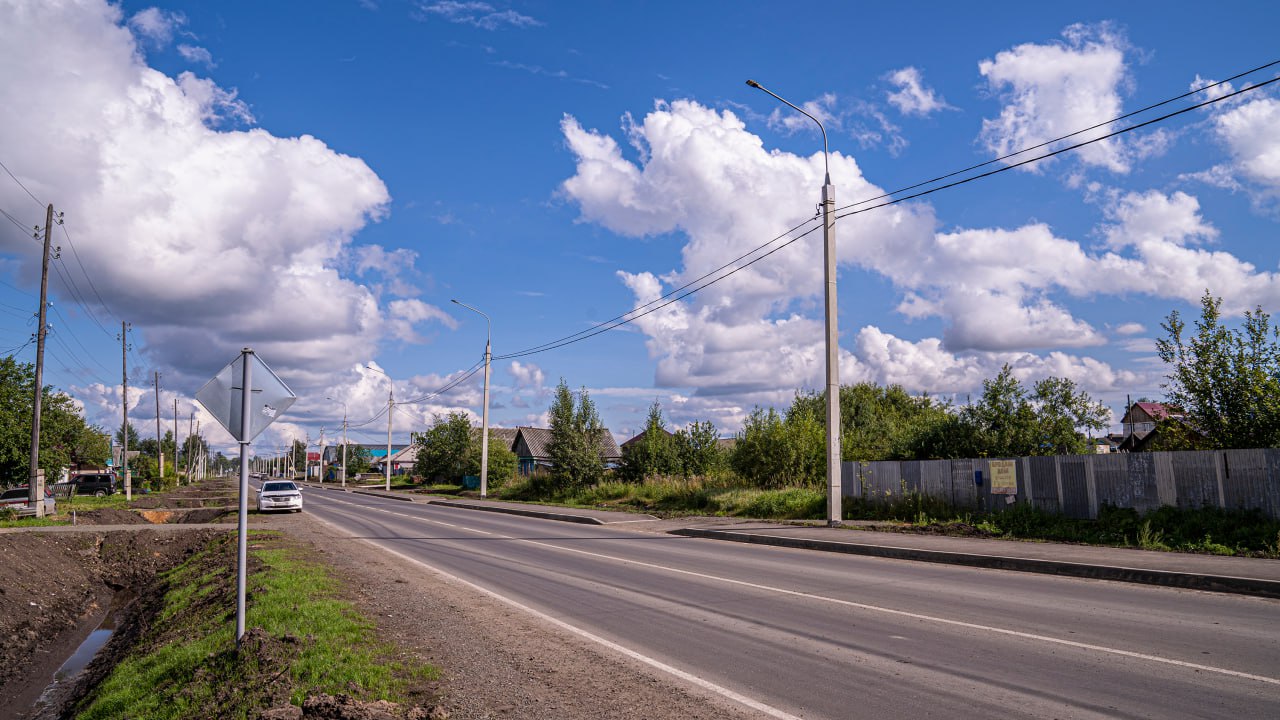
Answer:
(2, 0, 1279, 455)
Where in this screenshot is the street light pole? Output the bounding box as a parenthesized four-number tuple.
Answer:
(452, 299, 492, 498)
(746, 79, 842, 526)
(366, 365, 393, 492)
(327, 397, 348, 488)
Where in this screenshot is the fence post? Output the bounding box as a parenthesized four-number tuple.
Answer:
(1084, 455, 1098, 519)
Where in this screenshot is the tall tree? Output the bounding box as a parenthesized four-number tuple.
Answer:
(414, 412, 474, 481)
(1156, 291, 1280, 449)
(618, 400, 678, 481)
(0, 355, 97, 485)
(673, 420, 724, 477)
(546, 379, 604, 492)
(114, 421, 141, 449)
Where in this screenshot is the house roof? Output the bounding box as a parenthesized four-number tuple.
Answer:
(514, 426, 622, 461)
(621, 428, 673, 449)
(478, 427, 520, 451)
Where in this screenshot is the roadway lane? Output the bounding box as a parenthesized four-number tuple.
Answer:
(294, 485, 1280, 719)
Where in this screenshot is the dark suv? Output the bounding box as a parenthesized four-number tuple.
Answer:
(69, 473, 118, 497)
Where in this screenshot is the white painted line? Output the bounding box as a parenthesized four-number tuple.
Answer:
(516, 538, 1280, 687)
(315, 490, 1280, 687)
(306, 509, 800, 720)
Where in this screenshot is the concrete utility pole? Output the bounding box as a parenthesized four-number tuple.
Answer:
(452, 299, 492, 498)
(154, 371, 163, 479)
(365, 365, 394, 491)
(747, 79, 841, 525)
(28, 204, 54, 517)
(328, 397, 348, 488)
(186, 411, 195, 481)
(120, 321, 132, 501)
(174, 398, 180, 484)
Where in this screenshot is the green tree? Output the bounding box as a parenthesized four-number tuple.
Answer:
(1030, 377, 1109, 454)
(951, 366, 1108, 457)
(343, 444, 373, 475)
(68, 425, 110, 471)
(673, 420, 724, 477)
(0, 355, 97, 485)
(618, 401, 678, 481)
(464, 431, 518, 488)
(1156, 291, 1280, 449)
(414, 412, 474, 481)
(730, 401, 824, 488)
(114, 422, 141, 448)
(546, 379, 605, 492)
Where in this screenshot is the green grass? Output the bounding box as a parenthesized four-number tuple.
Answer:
(76, 531, 437, 719)
(0, 516, 64, 528)
(497, 473, 1280, 557)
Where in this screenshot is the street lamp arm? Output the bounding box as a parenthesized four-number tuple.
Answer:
(451, 298, 491, 346)
(746, 79, 830, 184)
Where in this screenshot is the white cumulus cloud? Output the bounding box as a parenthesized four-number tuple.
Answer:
(885, 67, 951, 116)
(978, 23, 1133, 173)
(0, 0, 452, 437)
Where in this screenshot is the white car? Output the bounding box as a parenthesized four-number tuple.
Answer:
(256, 480, 302, 513)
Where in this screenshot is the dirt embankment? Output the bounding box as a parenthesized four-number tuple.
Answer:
(0, 528, 224, 715)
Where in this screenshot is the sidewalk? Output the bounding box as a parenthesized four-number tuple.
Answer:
(301, 484, 1280, 599)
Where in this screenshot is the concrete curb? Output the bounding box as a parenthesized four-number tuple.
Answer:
(303, 484, 417, 503)
(670, 528, 1280, 600)
(426, 499, 607, 525)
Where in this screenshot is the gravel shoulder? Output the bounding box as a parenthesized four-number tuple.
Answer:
(260, 510, 767, 720)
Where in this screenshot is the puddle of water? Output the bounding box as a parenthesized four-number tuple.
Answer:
(30, 590, 132, 716)
(31, 629, 113, 711)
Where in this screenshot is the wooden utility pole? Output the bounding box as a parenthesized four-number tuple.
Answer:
(154, 371, 163, 479)
(120, 321, 131, 501)
(27, 204, 54, 517)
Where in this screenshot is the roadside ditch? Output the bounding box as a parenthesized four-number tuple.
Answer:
(0, 495, 444, 719)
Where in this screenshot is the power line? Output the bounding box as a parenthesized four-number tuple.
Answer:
(0, 157, 43, 208)
(833, 59, 1280, 215)
(496, 216, 821, 359)
(495, 221, 826, 359)
(397, 360, 486, 405)
(833, 74, 1280, 222)
(0, 205, 35, 235)
(493, 61, 1280, 361)
(59, 222, 118, 326)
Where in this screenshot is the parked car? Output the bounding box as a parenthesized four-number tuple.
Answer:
(257, 480, 302, 513)
(67, 473, 117, 497)
(0, 486, 57, 515)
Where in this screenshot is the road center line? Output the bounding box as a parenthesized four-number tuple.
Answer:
(318, 493, 1280, 687)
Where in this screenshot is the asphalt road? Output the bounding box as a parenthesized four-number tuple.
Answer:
(293, 485, 1280, 719)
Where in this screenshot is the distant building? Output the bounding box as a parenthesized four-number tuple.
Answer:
(1118, 402, 1189, 452)
(509, 426, 622, 476)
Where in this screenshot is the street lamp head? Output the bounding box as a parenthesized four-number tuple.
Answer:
(745, 79, 761, 88)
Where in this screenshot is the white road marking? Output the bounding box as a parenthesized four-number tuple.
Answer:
(312, 492, 1280, 687)
(307, 507, 801, 720)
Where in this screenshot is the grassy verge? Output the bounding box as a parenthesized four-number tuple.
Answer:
(75, 530, 437, 719)
(495, 475, 1280, 557)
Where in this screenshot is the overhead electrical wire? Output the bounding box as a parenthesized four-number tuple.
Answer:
(833, 59, 1280, 215)
(0, 205, 33, 235)
(0, 158, 43, 208)
(833, 74, 1280, 222)
(396, 359, 486, 406)
(491, 60, 1280, 361)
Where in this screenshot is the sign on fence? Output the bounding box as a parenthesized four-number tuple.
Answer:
(989, 459, 1017, 494)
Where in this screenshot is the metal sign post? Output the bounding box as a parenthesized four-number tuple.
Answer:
(195, 348, 295, 649)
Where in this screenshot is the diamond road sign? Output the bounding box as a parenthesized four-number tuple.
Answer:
(195, 351, 296, 442)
